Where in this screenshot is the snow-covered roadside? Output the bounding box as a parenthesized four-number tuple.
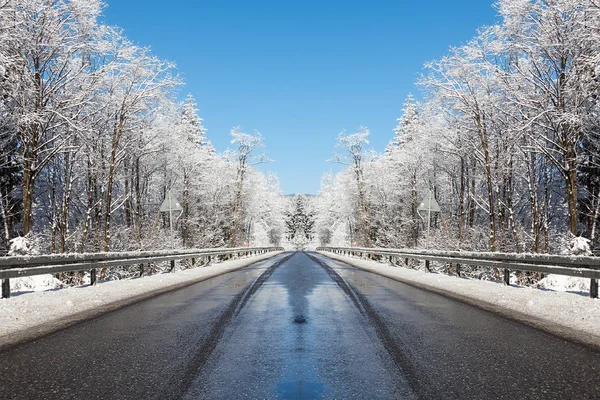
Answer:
(0, 252, 283, 349)
(317, 251, 600, 348)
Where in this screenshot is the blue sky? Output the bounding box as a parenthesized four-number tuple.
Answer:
(102, 1, 499, 195)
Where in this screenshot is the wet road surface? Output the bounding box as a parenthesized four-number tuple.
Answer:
(1, 251, 599, 399)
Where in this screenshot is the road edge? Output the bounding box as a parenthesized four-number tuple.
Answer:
(0, 252, 284, 351)
(316, 251, 600, 350)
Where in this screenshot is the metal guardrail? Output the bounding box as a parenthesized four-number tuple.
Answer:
(316, 246, 600, 298)
(1, 247, 284, 298)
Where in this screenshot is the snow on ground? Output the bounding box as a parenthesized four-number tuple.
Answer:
(10, 274, 66, 292)
(0, 252, 283, 348)
(318, 251, 600, 348)
(536, 274, 590, 292)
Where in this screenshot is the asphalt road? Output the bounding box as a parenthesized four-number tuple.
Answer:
(1, 251, 599, 399)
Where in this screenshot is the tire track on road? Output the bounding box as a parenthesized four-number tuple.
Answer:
(307, 252, 435, 399)
(165, 252, 295, 399)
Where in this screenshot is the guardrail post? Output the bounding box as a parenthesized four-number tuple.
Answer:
(90, 269, 97, 286)
(425, 260, 431, 273)
(2, 278, 10, 299)
(590, 278, 598, 299)
(456, 263, 461, 277)
(503, 269, 510, 285)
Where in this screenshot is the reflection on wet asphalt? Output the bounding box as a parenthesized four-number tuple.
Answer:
(185, 251, 414, 399)
(1, 251, 599, 400)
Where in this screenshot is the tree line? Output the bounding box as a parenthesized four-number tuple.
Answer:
(0, 0, 285, 255)
(316, 0, 600, 255)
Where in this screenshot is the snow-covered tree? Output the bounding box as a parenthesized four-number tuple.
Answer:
(331, 127, 374, 246)
(227, 128, 271, 246)
(285, 195, 315, 249)
(318, 0, 600, 258)
(389, 94, 419, 151)
(0, 0, 285, 268)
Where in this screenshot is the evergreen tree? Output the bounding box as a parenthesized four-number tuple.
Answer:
(389, 94, 419, 150)
(181, 94, 214, 152)
(285, 195, 315, 249)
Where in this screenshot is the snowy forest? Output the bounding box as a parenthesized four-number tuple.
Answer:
(0, 0, 286, 255)
(2, 0, 600, 262)
(316, 0, 600, 255)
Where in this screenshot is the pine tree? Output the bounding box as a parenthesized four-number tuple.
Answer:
(181, 94, 214, 152)
(390, 94, 419, 150)
(285, 195, 315, 249)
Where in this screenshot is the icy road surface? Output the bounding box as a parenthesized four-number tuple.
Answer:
(0, 251, 598, 399)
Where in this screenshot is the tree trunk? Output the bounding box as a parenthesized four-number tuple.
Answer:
(525, 144, 540, 253)
(566, 162, 578, 235)
(229, 170, 245, 247)
(60, 148, 74, 253)
(506, 158, 520, 253)
(182, 171, 190, 247)
(469, 157, 476, 228)
(22, 163, 34, 236)
(135, 156, 142, 244)
(591, 190, 600, 248)
(478, 120, 497, 252)
(459, 157, 466, 245)
(50, 159, 58, 253)
(358, 178, 370, 247)
(103, 115, 124, 252)
(80, 156, 95, 253)
(0, 189, 11, 249)
(543, 164, 552, 253)
(21, 65, 42, 236)
(410, 169, 418, 247)
(124, 157, 132, 228)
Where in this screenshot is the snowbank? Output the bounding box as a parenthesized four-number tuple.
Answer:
(0, 252, 283, 349)
(317, 251, 600, 348)
(536, 274, 590, 292)
(10, 275, 66, 292)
